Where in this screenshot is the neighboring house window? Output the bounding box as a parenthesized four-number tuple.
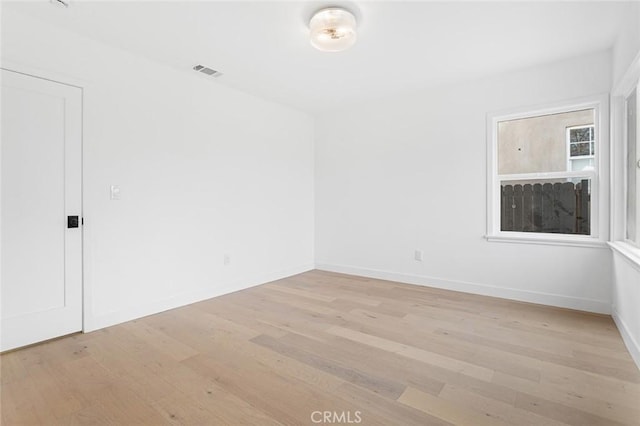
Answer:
(626, 88, 639, 246)
(487, 97, 607, 245)
(567, 125, 595, 172)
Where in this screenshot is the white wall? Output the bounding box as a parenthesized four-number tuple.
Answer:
(612, 1, 640, 87)
(612, 255, 640, 367)
(1, 9, 315, 331)
(611, 3, 640, 368)
(316, 51, 613, 313)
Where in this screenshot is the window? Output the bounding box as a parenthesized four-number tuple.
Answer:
(487, 98, 607, 245)
(567, 125, 595, 172)
(626, 88, 639, 246)
(610, 57, 640, 264)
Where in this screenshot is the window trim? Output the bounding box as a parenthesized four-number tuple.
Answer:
(611, 51, 640, 267)
(486, 95, 609, 247)
(623, 88, 639, 248)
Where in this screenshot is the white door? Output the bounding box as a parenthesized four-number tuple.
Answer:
(1, 69, 82, 351)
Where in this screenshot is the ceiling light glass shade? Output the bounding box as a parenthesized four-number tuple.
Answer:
(309, 8, 357, 52)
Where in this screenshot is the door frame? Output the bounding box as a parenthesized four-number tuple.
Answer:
(1, 60, 88, 335)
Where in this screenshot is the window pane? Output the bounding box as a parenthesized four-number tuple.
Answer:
(627, 89, 637, 243)
(500, 178, 590, 235)
(570, 127, 592, 142)
(498, 109, 594, 174)
(570, 158, 594, 172)
(570, 142, 591, 157)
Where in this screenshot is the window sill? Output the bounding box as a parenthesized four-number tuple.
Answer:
(608, 241, 640, 271)
(485, 233, 608, 248)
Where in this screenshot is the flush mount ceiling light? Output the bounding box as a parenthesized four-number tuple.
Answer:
(50, 0, 69, 7)
(309, 7, 357, 52)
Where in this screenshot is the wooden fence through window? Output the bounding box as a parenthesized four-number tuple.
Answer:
(501, 180, 590, 234)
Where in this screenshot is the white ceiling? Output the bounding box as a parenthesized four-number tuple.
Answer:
(4, 1, 630, 113)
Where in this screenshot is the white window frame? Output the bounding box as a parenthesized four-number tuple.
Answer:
(610, 52, 640, 268)
(623, 89, 639, 248)
(486, 95, 609, 247)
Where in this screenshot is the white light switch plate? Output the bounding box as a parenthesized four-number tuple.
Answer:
(110, 185, 121, 200)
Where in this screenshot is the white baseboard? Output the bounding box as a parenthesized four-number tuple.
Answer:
(315, 263, 611, 314)
(84, 263, 314, 332)
(612, 310, 640, 371)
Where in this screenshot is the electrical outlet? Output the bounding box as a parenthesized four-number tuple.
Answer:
(414, 250, 423, 262)
(224, 254, 231, 266)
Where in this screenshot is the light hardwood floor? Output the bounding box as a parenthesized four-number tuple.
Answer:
(2, 270, 639, 425)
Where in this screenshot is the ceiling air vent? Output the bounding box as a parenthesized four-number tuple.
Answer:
(193, 65, 223, 78)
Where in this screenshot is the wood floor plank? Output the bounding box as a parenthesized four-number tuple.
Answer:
(152, 360, 282, 425)
(119, 319, 200, 362)
(2, 270, 638, 425)
(326, 325, 495, 381)
(398, 386, 512, 426)
(149, 390, 229, 425)
(437, 327, 640, 383)
(25, 362, 85, 421)
(251, 333, 407, 399)
(333, 382, 453, 426)
(55, 384, 170, 426)
(342, 308, 543, 382)
(183, 351, 372, 425)
(514, 390, 629, 426)
(264, 284, 336, 302)
(86, 338, 178, 403)
(492, 370, 640, 423)
(0, 351, 29, 385)
(438, 383, 568, 426)
(1, 376, 58, 425)
(277, 331, 448, 396)
(407, 311, 631, 360)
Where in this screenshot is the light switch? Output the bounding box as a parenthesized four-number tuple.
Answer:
(110, 185, 121, 200)
(414, 250, 423, 262)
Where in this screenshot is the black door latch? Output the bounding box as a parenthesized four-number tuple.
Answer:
(67, 215, 79, 228)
